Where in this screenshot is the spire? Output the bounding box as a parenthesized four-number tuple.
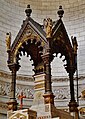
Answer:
(25, 5, 32, 17)
(57, 6, 64, 19)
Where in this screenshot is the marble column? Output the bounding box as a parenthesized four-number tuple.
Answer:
(7, 63, 20, 111)
(42, 51, 54, 105)
(68, 66, 78, 119)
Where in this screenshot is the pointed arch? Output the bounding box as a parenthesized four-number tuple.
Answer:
(51, 19, 76, 73)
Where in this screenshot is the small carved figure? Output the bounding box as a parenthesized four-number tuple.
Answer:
(6, 32, 11, 50)
(43, 18, 53, 38)
(71, 36, 78, 55)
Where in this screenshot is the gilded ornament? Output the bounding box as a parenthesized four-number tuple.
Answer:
(35, 83, 45, 89)
(71, 36, 78, 55)
(43, 18, 53, 38)
(6, 32, 11, 50)
(81, 90, 85, 98)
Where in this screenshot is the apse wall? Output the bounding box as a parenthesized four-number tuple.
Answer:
(0, 0, 85, 77)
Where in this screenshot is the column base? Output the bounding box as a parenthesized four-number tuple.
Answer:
(7, 99, 18, 111)
(43, 93, 55, 105)
(68, 101, 78, 112)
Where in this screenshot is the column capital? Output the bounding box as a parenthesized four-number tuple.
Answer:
(8, 63, 20, 72)
(42, 53, 53, 64)
(66, 65, 75, 74)
(43, 93, 55, 105)
(42, 53, 50, 64)
(7, 100, 18, 111)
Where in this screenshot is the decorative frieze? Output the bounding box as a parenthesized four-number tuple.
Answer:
(0, 102, 7, 109)
(53, 87, 70, 99)
(0, 82, 34, 99)
(16, 85, 34, 99)
(0, 70, 85, 112)
(0, 80, 84, 101)
(0, 70, 85, 100)
(0, 81, 10, 96)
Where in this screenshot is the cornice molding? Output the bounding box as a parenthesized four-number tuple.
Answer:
(52, 76, 85, 82)
(0, 71, 11, 79)
(0, 70, 85, 83)
(0, 70, 33, 82)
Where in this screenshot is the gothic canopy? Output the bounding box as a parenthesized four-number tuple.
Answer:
(6, 5, 78, 75)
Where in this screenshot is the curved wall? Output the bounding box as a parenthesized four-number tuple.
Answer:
(0, 0, 85, 77)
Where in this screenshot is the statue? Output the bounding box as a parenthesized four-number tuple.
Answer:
(71, 36, 78, 55)
(43, 18, 53, 38)
(6, 32, 11, 50)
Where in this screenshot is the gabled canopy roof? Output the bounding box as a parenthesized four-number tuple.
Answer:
(51, 19, 75, 72)
(6, 5, 78, 74)
(11, 16, 47, 52)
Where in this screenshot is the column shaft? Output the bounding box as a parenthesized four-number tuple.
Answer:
(69, 72, 75, 102)
(7, 63, 20, 110)
(11, 69, 16, 99)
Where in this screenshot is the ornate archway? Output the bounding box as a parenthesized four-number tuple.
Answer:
(6, 5, 78, 115)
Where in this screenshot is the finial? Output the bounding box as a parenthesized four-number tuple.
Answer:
(57, 6, 64, 19)
(25, 5, 32, 17)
